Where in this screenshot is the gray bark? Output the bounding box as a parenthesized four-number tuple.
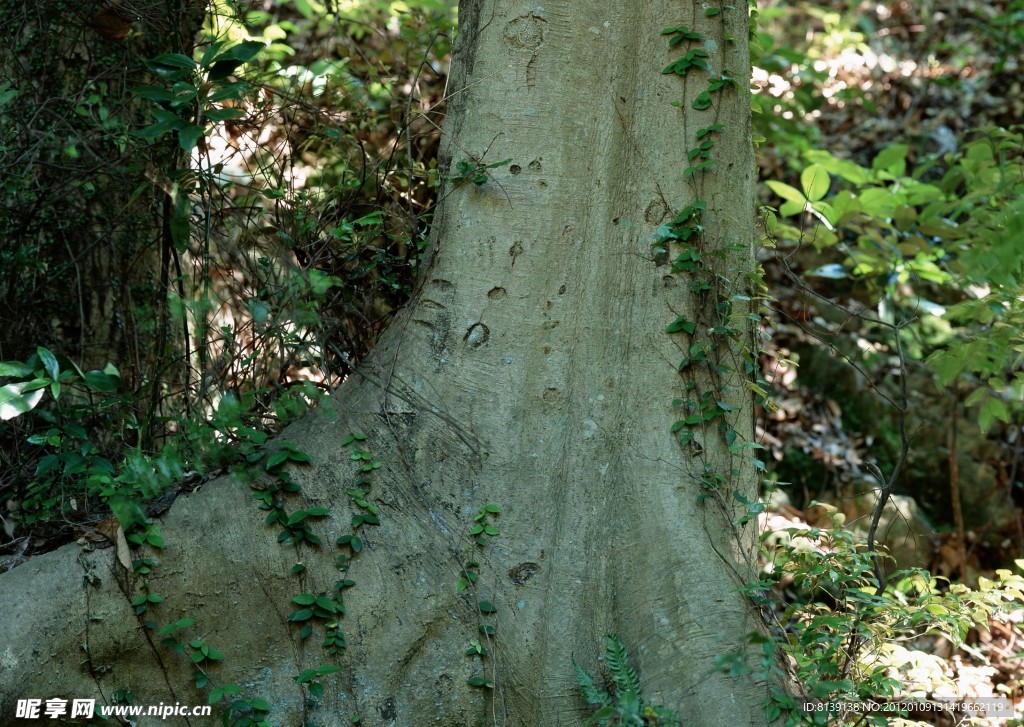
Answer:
(0, 1, 772, 724)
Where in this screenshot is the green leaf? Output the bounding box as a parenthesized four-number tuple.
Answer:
(979, 397, 1011, 432)
(288, 608, 313, 622)
(36, 347, 59, 382)
(926, 347, 969, 387)
(177, 125, 204, 152)
(130, 85, 175, 102)
(872, 143, 908, 177)
(800, 164, 830, 202)
(212, 40, 264, 64)
(266, 450, 289, 470)
(83, 370, 120, 392)
(695, 124, 724, 139)
(293, 593, 316, 605)
(692, 91, 713, 110)
(0, 382, 45, 420)
(295, 669, 316, 684)
(805, 150, 870, 184)
(765, 180, 806, 206)
(203, 107, 244, 122)
(478, 600, 497, 614)
(666, 316, 696, 335)
(315, 596, 337, 613)
(0, 361, 33, 377)
(149, 53, 198, 70)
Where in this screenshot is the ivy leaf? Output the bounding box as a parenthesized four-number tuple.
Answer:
(666, 316, 696, 335)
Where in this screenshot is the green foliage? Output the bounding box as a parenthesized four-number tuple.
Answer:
(451, 156, 513, 187)
(756, 514, 1024, 724)
(1, 0, 451, 559)
(221, 696, 272, 727)
(469, 502, 501, 545)
(766, 126, 1024, 432)
(133, 40, 261, 153)
(575, 634, 681, 726)
(294, 664, 342, 703)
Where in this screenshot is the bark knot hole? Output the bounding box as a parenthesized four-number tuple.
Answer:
(645, 197, 670, 224)
(508, 562, 540, 585)
(464, 322, 490, 349)
(488, 286, 507, 300)
(509, 164, 521, 175)
(504, 13, 546, 51)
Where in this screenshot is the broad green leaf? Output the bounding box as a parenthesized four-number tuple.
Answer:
(199, 39, 227, 69)
(765, 180, 806, 206)
(36, 346, 59, 381)
(266, 450, 289, 470)
(800, 164, 830, 202)
(178, 125, 204, 153)
(926, 348, 968, 387)
(872, 144, 908, 177)
(0, 382, 45, 420)
(805, 150, 870, 184)
(83, 370, 120, 392)
(979, 397, 1010, 432)
(147, 53, 198, 70)
(0, 361, 33, 377)
(666, 316, 696, 334)
(129, 85, 175, 102)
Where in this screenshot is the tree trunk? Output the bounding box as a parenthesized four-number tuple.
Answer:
(0, 1, 772, 724)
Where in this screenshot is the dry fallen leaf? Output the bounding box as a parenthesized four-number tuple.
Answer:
(115, 526, 132, 571)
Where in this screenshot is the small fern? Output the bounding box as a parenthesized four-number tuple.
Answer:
(574, 633, 681, 726)
(574, 659, 612, 707)
(605, 633, 643, 700)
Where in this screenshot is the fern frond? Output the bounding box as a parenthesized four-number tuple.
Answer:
(604, 633, 642, 699)
(574, 659, 611, 707)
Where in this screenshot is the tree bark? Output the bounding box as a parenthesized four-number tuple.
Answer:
(0, 1, 772, 724)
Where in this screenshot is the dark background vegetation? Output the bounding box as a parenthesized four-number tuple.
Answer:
(2, 0, 1024, 722)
